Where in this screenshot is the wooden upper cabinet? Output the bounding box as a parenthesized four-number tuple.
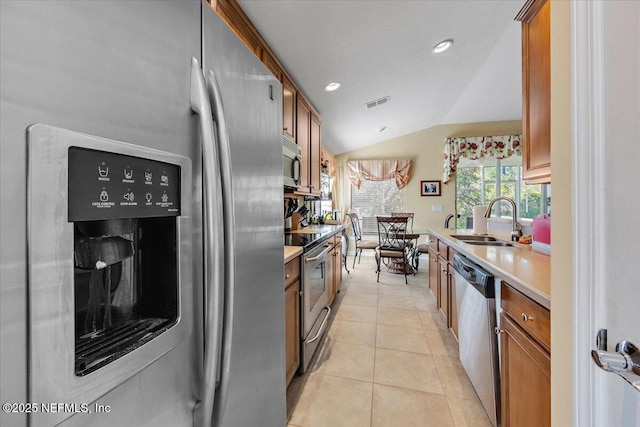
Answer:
(296, 96, 311, 192)
(211, 0, 262, 54)
(282, 76, 296, 141)
(309, 112, 321, 196)
(210, 0, 324, 192)
(517, 0, 551, 184)
(258, 47, 282, 81)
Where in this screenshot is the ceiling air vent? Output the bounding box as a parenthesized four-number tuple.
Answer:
(365, 96, 390, 110)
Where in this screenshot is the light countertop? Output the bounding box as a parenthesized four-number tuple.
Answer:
(289, 224, 344, 236)
(428, 228, 551, 310)
(284, 224, 344, 264)
(284, 246, 303, 264)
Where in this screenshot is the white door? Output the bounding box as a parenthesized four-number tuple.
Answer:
(574, 1, 640, 426)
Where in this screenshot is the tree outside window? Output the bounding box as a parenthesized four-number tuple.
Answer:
(455, 159, 548, 229)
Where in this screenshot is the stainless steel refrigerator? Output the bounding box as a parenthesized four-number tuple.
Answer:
(0, 1, 285, 426)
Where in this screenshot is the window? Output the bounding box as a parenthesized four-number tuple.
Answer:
(455, 159, 550, 229)
(351, 179, 406, 234)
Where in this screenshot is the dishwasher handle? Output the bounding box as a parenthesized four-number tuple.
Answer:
(453, 253, 495, 298)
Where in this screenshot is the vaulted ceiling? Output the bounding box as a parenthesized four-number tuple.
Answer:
(239, 0, 523, 154)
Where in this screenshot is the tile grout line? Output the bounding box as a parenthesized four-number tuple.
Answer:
(369, 280, 380, 427)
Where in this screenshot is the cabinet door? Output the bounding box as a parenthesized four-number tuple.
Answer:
(519, 0, 551, 184)
(285, 280, 300, 387)
(259, 47, 281, 81)
(438, 256, 449, 324)
(282, 76, 296, 141)
(309, 113, 321, 196)
(500, 312, 550, 427)
(296, 96, 310, 192)
(428, 248, 438, 299)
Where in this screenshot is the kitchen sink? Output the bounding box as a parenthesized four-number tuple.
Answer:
(450, 234, 520, 247)
(450, 235, 499, 242)
(463, 241, 518, 247)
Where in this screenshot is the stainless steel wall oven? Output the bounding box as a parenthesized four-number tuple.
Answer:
(300, 241, 331, 373)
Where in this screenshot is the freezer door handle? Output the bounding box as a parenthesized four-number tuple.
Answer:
(205, 67, 237, 425)
(190, 57, 225, 427)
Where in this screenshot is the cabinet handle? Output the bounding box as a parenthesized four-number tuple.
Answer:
(521, 313, 534, 322)
(286, 274, 290, 279)
(494, 327, 504, 335)
(284, 126, 288, 131)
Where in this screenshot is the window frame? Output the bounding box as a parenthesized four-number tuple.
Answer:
(455, 159, 549, 229)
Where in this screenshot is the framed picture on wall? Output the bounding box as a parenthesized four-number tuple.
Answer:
(420, 180, 441, 196)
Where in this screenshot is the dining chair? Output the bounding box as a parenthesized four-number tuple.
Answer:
(375, 216, 411, 284)
(347, 213, 378, 269)
(340, 227, 350, 275)
(413, 243, 430, 273)
(391, 212, 414, 232)
(392, 212, 418, 263)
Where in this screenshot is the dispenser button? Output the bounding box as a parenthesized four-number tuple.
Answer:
(98, 164, 110, 181)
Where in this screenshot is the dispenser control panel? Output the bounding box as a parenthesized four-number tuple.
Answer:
(68, 147, 181, 221)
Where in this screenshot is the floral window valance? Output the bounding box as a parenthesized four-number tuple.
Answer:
(442, 134, 522, 183)
(347, 159, 412, 189)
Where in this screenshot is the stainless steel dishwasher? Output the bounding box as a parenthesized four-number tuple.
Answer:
(453, 253, 500, 427)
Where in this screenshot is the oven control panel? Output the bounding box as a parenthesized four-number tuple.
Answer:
(68, 147, 181, 221)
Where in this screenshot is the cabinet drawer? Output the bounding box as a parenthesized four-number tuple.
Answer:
(438, 241, 449, 260)
(285, 258, 300, 288)
(428, 235, 438, 250)
(501, 282, 550, 351)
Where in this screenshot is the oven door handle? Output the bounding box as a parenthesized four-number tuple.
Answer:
(305, 246, 331, 263)
(304, 306, 332, 345)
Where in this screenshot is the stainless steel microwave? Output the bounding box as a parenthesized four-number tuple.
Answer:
(283, 135, 301, 188)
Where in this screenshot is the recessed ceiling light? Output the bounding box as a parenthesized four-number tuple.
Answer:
(324, 82, 341, 92)
(432, 39, 453, 54)
(378, 126, 387, 133)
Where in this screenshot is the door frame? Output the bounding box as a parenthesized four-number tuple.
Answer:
(572, 1, 607, 426)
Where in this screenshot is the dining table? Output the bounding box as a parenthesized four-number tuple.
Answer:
(384, 228, 431, 275)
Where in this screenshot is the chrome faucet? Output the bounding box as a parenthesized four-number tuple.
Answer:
(484, 196, 523, 241)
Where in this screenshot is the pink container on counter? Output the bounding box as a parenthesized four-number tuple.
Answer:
(532, 216, 551, 244)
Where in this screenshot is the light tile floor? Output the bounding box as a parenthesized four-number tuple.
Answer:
(288, 255, 492, 427)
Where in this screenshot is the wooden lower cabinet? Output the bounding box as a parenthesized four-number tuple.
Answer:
(428, 248, 438, 298)
(499, 312, 550, 427)
(284, 257, 300, 387)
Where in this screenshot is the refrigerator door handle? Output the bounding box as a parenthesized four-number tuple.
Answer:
(205, 68, 236, 425)
(190, 57, 225, 427)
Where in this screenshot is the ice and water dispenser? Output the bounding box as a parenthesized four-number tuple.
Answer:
(69, 147, 181, 375)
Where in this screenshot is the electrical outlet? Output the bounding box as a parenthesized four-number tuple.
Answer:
(432, 205, 443, 212)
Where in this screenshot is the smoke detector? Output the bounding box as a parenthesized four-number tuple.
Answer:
(365, 96, 390, 110)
